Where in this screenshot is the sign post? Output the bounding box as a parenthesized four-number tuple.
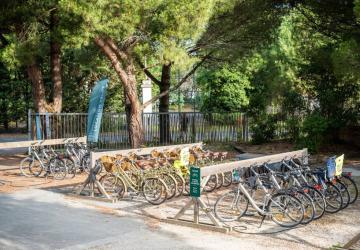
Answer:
(190, 166, 201, 198)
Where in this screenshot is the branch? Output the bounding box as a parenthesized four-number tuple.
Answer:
(135, 57, 161, 86)
(141, 53, 212, 110)
(104, 37, 129, 62)
(121, 36, 138, 51)
(94, 36, 129, 85)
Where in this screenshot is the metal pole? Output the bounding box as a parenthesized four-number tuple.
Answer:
(193, 198, 199, 224)
(27, 109, 32, 155)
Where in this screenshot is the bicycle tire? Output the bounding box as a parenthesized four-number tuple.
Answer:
(204, 174, 217, 192)
(214, 189, 249, 222)
(162, 173, 177, 200)
(293, 190, 315, 224)
(99, 174, 127, 198)
(216, 173, 223, 189)
(183, 176, 190, 195)
(62, 156, 76, 179)
(20, 157, 36, 177)
(323, 182, 343, 213)
(222, 171, 233, 187)
(268, 193, 304, 228)
(143, 177, 168, 205)
(306, 186, 326, 220)
(335, 180, 350, 209)
(172, 172, 185, 197)
(80, 153, 91, 173)
(27, 158, 43, 177)
(341, 175, 358, 204)
(49, 158, 67, 180)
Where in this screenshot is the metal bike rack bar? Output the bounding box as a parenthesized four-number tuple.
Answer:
(0, 136, 87, 149)
(164, 148, 308, 233)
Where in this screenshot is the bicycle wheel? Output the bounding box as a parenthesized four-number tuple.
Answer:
(80, 153, 91, 173)
(162, 173, 177, 200)
(27, 158, 43, 177)
(214, 189, 249, 222)
(293, 190, 315, 224)
(99, 174, 127, 198)
(20, 157, 37, 177)
(49, 158, 67, 180)
(341, 176, 358, 204)
(323, 182, 343, 213)
(172, 173, 185, 197)
(62, 157, 76, 179)
(204, 174, 217, 192)
(183, 175, 190, 195)
(143, 177, 168, 205)
(222, 171, 233, 187)
(216, 173, 223, 189)
(268, 193, 304, 228)
(307, 186, 326, 220)
(335, 180, 350, 209)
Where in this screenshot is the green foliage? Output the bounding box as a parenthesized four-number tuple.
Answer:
(197, 65, 251, 112)
(297, 113, 328, 153)
(250, 113, 278, 144)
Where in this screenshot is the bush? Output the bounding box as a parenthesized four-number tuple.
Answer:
(285, 117, 301, 142)
(296, 113, 328, 153)
(250, 114, 278, 144)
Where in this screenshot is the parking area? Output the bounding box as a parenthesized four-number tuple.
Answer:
(1, 152, 360, 250)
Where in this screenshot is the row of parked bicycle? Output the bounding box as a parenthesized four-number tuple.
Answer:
(97, 145, 230, 204)
(97, 146, 358, 228)
(19, 140, 91, 179)
(214, 156, 358, 228)
(19, 141, 358, 229)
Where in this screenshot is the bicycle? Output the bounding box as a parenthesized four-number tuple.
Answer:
(258, 162, 315, 224)
(99, 156, 168, 205)
(20, 145, 67, 180)
(214, 164, 305, 228)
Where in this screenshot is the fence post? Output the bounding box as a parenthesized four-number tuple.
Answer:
(27, 109, 32, 154)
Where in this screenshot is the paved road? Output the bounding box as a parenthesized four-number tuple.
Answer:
(0, 189, 201, 250)
(0, 189, 321, 250)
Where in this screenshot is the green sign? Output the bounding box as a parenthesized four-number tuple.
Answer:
(190, 166, 201, 197)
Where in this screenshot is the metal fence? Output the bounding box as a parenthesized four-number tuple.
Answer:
(29, 112, 253, 149)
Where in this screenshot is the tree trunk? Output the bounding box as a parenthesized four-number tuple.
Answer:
(94, 37, 144, 148)
(50, 8, 62, 113)
(159, 63, 171, 144)
(26, 63, 47, 113)
(125, 63, 143, 148)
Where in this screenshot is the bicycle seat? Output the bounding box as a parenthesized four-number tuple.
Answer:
(136, 160, 158, 170)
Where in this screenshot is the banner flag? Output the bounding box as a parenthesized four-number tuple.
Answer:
(45, 112, 51, 139)
(87, 78, 109, 143)
(35, 114, 42, 140)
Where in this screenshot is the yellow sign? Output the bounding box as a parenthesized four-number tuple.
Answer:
(180, 147, 190, 166)
(335, 154, 344, 176)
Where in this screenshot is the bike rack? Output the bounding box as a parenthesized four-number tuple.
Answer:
(163, 148, 308, 233)
(74, 142, 204, 202)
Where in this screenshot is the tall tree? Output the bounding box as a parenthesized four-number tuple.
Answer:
(63, 0, 216, 147)
(0, 0, 64, 113)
